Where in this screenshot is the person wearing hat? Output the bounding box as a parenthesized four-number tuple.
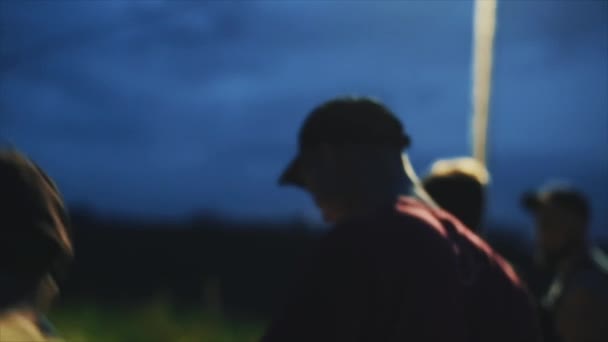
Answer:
(0, 149, 73, 341)
(261, 97, 541, 342)
(522, 184, 608, 342)
(422, 157, 490, 234)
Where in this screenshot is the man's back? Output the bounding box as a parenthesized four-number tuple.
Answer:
(262, 197, 540, 342)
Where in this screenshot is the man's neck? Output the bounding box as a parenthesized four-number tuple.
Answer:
(336, 174, 413, 223)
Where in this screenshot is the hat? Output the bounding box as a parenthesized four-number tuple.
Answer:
(279, 97, 411, 187)
(522, 183, 590, 220)
(0, 149, 73, 277)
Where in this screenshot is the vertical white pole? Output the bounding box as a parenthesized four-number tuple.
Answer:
(472, 0, 497, 166)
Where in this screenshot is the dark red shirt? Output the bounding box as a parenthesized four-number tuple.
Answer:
(262, 197, 541, 342)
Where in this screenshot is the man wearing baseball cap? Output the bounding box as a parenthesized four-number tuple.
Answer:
(261, 97, 540, 342)
(0, 148, 73, 341)
(523, 184, 608, 342)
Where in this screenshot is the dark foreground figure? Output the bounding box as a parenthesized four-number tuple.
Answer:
(0, 149, 72, 341)
(261, 97, 541, 342)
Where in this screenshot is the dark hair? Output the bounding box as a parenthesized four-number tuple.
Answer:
(423, 174, 486, 233)
(0, 149, 72, 308)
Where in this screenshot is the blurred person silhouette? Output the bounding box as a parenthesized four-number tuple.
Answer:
(523, 183, 608, 342)
(422, 157, 489, 234)
(261, 97, 541, 342)
(0, 149, 73, 342)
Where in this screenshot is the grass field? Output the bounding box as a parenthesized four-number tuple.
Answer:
(50, 301, 265, 342)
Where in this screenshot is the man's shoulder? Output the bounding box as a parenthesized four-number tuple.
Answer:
(396, 196, 525, 286)
(326, 197, 462, 258)
(568, 249, 608, 296)
(339, 197, 450, 232)
(330, 199, 431, 239)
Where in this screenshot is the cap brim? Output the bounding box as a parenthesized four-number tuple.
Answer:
(279, 155, 305, 187)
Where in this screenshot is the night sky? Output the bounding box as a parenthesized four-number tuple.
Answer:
(1, 1, 606, 238)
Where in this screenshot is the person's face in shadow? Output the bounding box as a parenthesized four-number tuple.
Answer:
(534, 206, 586, 268)
(298, 145, 351, 224)
(297, 143, 402, 224)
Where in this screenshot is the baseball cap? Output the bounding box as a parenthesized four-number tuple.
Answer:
(279, 97, 411, 187)
(521, 183, 590, 221)
(0, 149, 73, 278)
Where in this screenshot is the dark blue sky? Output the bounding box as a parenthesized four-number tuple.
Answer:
(1, 1, 606, 238)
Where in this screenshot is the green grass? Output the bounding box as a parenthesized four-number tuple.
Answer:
(50, 300, 265, 342)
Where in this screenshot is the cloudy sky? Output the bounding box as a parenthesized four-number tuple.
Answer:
(1, 0, 606, 237)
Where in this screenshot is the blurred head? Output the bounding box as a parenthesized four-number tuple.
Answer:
(279, 97, 411, 223)
(522, 184, 589, 268)
(0, 149, 73, 310)
(422, 157, 489, 233)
